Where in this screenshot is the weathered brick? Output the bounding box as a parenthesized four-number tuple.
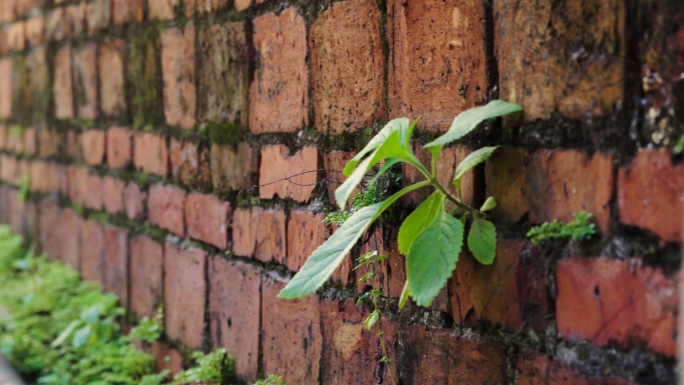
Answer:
(124, 181, 146, 220)
(29, 161, 60, 194)
(106, 126, 132, 169)
(67, 166, 88, 203)
(0, 155, 18, 183)
(485, 147, 530, 223)
(618, 149, 684, 243)
(7, 126, 24, 153)
(148, 0, 177, 20)
(112, 0, 143, 24)
(25, 16, 43, 47)
(102, 176, 125, 214)
(148, 183, 186, 236)
(86, 0, 111, 35)
(310, 0, 385, 134)
(0, 125, 7, 149)
(253, 208, 286, 264)
(556, 257, 677, 356)
(198, 23, 248, 124)
(261, 278, 321, 385)
(130, 235, 163, 318)
(210, 142, 256, 191)
(64, 130, 81, 161)
(54, 45, 74, 119)
(80, 219, 104, 282)
(388, 0, 487, 131)
(232, 208, 256, 257)
(161, 27, 196, 130)
(151, 341, 183, 376)
(58, 209, 81, 270)
(73, 43, 99, 119)
(526, 150, 613, 232)
(99, 39, 126, 117)
(250, 9, 308, 133)
(164, 244, 206, 349)
(494, 0, 624, 121)
(259, 145, 318, 203)
(185, 193, 230, 249)
(0, 59, 11, 119)
(208, 258, 260, 381)
(4, 188, 24, 236)
(26, 47, 49, 124)
(169, 139, 198, 185)
(516, 352, 634, 385)
(191, 0, 228, 15)
(357, 228, 406, 298)
(23, 128, 36, 155)
(133, 132, 168, 176)
(81, 130, 105, 165)
(6, 22, 25, 51)
(38, 128, 59, 158)
(287, 211, 327, 272)
(85, 173, 103, 210)
(129, 27, 162, 129)
(103, 226, 129, 305)
(403, 324, 506, 384)
(65, 3, 87, 36)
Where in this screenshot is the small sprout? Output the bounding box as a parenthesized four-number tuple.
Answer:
(526, 211, 596, 245)
(364, 310, 380, 330)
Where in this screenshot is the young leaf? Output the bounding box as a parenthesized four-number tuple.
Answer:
(480, 197, 497, 212)
(397, 192, 444, 255)
(467, 217, 497, 265)
(424, 100, 522, 148)
(406, 213, 464, 307)
(343, 118, 410, 176)
(364, 311, 380, 330)
(453, 146, 499, 182)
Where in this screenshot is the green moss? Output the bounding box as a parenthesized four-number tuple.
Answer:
(208, 122, 244, 145)
(129, 27, 163, 130)
(11, 54, 29, 126)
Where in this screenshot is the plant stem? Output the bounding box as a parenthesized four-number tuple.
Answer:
(411, 156, 477, 215)
(371, 282, 397, 385)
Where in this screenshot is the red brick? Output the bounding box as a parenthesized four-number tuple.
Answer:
(24, 200, 39, 243)
(7, 127, 24, 154)
(81, 130, 106, 165)
(130, 235, 163, 318)
(106, 126, 132, 169)
(0, 59, 11, 119)
(148, 0, 177, 20)
(124, 181, 146, 219)
(526, 150, 613, 232)
(80, 219, 104, 282)
(65, 3, 87, 37)
(84, 173, 103, 210)
(39, 199, 60, 258)
(259, 145, 318, 203)
(0, 155, 18, 183)
(64, 130, 81, 161)
(133, 132, 168, 176)
(231, 208, 254, 258)
(198, 22, 248, 124)
(102, 176, 125, 214)
(4, 188, 24, 235)
(388, 0, 487, 131)
(405, 324, 505, 384)
(556, 257, 677, 356)
(164, 243, 206, 349)
(23, 128, 37, 155)
(25, 16, 43, 47)
(250, 8, 308, 134)
(73, 43, 99, 120)
(494, 0, 624, 121)
(29, 161, 60, 194)
(485, 147, 530, 223)
(208, 258, 260, 381)
(26, 46, 48, 122)
(0, 125, 7, 149)
(68, 166, 88, 203)
(99, 39, 126, 117)
(253, 208, 286, 264)
(86, 0, 111, 35)
(53, 45, 74, 119)
(516, 352, 634, 385)
(38, 129, 59, 158)
(45, 8, 64, 41)
(261, 278, 321, 385)
(210, 142, 257, 191)
(103, 226, 129, 305)
(357, 228, 406, 298)
(323, 150, 357, 206)
(6, 22, 25, 51)
(191, 0, 228, 15)
(310, 0, 385, 134)
(169, 139, 198, 185)
(287, 211, 327, 272)
(58, 209, 81, 270)
(148, 183, 186, 236)
(161, 27, 196, 130)
(185, 193, 230, 249)
(112, 0, 143, 24)
(618, 150, 684, 243)
(151, 341, 183, 376)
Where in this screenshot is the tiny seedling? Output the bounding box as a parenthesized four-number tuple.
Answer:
(526, 210, 596, 245)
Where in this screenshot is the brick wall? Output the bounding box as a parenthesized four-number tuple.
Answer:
(0, 0, 682, 384)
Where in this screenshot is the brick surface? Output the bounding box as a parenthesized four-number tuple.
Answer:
(198, 23, 248, 124)
(29, 161, 60, 194)
(169, 139, 199, 185)
(106, 127, 132, 169)
(129, 27, 162, 129)
(210, 142, 257, 191)
(130, 235, 163, 318)
(39, 200, 60, 259)
(73, 43, 99, 120)
(323, 150, 357, 206)
(24, 16, 43, 47)
(191, 0, 228, 15)
(148, 0, 177, 20)
(253, 208, 286, 264)
(23, 128, 36, 155)
(26, 47, 48, 124)
(494, 0, 624, 121)
(85, 173, 103, 211)
(81, 130, 106, 165)
(164, 244, 206, 349)
(485, 147, 530, 223)
(7, 22, 25, 51)
(618, 149, 684, 243)
(287, 211, 327, 272)
(232, 208, 256, 257)
(208, 258, 260, 381)
(67, 166, 88, 204)
(133, 132, 168, 176)
(516, 352, 634, 385)
(310, 0, 385, 134)
(388, 0, 487, 131)
(38, 129, 59, 158)
(80, 220, 104, 282)
(149, 183, 186, 236)
(250, 8, 308, 133)
(261, 278, 321, 385)
(58, 209, 81, 270)
(54, 45, 74, 119)
(161, 27, 196, 130)
(112, 0, 143, 24)
(556, 257, 677, 356)
(102, 226, 129, 305)
(0, 58, 11, 119)
(86, 0, 111, 35)
(259, 145, 318, 203)
(357, 228, 406, 298)
(526, 150, 613, 232)
(99, 39, 126, 117)
(124, 181, 146, 220)
(185, 193, 231, 249)
(151, 341, 183, 376)
(102, 176, 125, 214)
(403, 324, 506, 384)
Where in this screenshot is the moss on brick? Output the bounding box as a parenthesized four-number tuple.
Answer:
(128, 27, 164, 130)
(208, 122, 244, 145)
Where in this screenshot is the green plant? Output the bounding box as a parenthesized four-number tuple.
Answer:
(278, 100, 522, 308)
(172, 349, 234, 384)
(254, 375, 287, 385)
(526, 211, 596, 245)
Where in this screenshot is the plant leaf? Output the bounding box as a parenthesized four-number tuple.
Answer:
(72, 325, 92, 348)
(397, 192, 444, 255)
(51, 320, 80, 348)
(398, 281, 410, 309)
(480, 197, 497, 212)
(406, 213, 464, 307)
(425, 100, 522, 148)
(343, 118, 409, 176)
(468, 217, 497, 265)
(364, 311, 380, 330)
(453, 146, 499, 182)
(335, 156, 373, 210)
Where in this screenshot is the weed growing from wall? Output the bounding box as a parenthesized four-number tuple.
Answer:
(526, 211, 596, 245)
